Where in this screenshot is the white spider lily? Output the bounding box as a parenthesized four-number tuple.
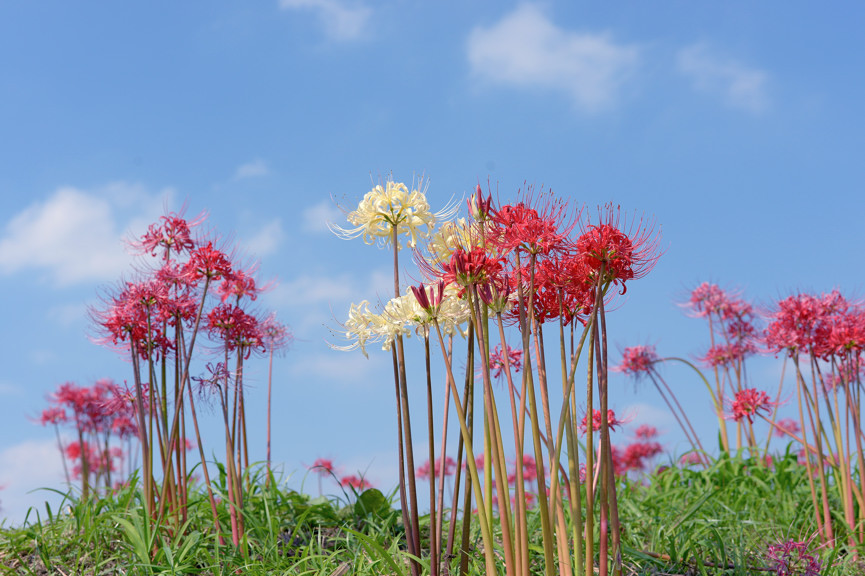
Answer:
(332, 285, 470, 357)
(330, 177, 459, 250)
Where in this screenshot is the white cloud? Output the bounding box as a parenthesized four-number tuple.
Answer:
(279, 0, 371, 42)
(466, 4, 639, 113)
(269, 267, 392, 309)
(0, 438, 67, 525)
(302, 200, 345, 234)
(0, 183, 167, 286)
(677, 43, 769, 114)
(239, 219, 284, 257)
(234, 159, 269, 180)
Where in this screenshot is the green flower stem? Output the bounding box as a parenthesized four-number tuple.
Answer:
(434, 320, 498, 576)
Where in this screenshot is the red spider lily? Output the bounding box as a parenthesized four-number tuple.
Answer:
(261, 313, 293, 354)
(92, 279, 179, 361)
(52, 379, 128, 435)
(515, 454, 539, 483)
(730, 388, 774, 423)
(217, 264, 270, 304)
(182, 241, 234, 283)
(634, 424, 658, 439)
(308, 458, 336, 477)
(615, 440, 663, 476)
(207, 304, 265, 358)
(192, 362, 231, 396)
(688, 282, 730, 318)
(489, 344, 522, 379)
(416, 456, 457, 480)
(503, 253, 594, 325)
(764, 292, 835, 358)
(130, 211, 205, 260)
(679, 452, 706, 466)
(580, 409, 626, 434)
(616, 345, 658, 376)
(439, 247, 504, 292)
(701, 341, 757, 368)
(774, 418, 801, 438)
(40, 406, 67, 425)
(576, 205, 661, 293)
(340, 475, 373, 490)
(65, 441, 120, 479)
(823, 304, 865, 359)
(489, 188, 574, 256)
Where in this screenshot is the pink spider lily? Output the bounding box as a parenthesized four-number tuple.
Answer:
(130, 210, 206, 260)
(340, 475, 373, 490)
(730, 388, 774, 424)
(580, 409, 626, 434)
(616, 345, 658, 376)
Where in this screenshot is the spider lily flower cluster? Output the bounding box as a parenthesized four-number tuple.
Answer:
(621, 282, 865, 550)
(67, 209, 292, 551)
(38, 379, 139, 498)
(332, 177, 662, 576)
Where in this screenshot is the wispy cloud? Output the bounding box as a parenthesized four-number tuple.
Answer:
(234, 159, 269, 180)
(466, 4, 639, 113)
(279, 0, 371, 42)
(238, 219, 284, 257)
(0, 183, 167, 286)
(270, 268, 391, 309)
(677, 43, 769, 114)
(302, 200, 344, 234)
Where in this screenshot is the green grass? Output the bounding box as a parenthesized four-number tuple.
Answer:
(1, 451, 862, 575)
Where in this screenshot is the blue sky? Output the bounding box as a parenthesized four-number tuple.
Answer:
(1, 1, 863, 523)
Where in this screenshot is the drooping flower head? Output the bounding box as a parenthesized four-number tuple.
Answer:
(576, 204, 661, 293)
(330, 176, 458, 250)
